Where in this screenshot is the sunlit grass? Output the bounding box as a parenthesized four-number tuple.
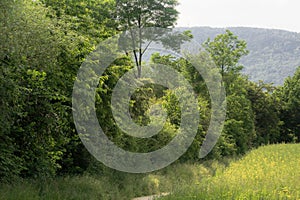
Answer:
(1, 144, 299, 200)
(161, 143, 300, 200)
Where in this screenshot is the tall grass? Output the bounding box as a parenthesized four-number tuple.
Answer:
(161, 143, 300, 200)
(1, 144, 298, 200)
(0, 162, 220, 200)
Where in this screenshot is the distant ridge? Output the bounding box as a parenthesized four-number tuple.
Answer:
(176, 27, 300, 85)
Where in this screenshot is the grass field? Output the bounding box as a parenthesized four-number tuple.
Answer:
(0, 144, 299, 200)
(0, 162, 217, 200)
(160, 143, 300, 200)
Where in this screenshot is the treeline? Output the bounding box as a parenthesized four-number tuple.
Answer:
(0, 0, 299, 181)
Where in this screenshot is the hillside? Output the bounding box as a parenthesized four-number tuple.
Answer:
(177, 27, 300, 85)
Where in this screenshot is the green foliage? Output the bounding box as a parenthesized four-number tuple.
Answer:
(116, 0, 179, 30)
(1, 0, 299, 188)
(0, 0, 61, 179)
(204, 30, 249, 76)
(94, 61, 178, 153)
(0, 67, 71, 179)
(14, 69, 69, 177)
(0, 0, 59, 68)
(224, 75, 256, 154)
(0, 0, 104, 179)
(278, 66, 300, 142)
(247, 81, 282, 145)
(178, 26, 300, 85)
(41, 0, 117, 43)
(115, 0, 192, 77)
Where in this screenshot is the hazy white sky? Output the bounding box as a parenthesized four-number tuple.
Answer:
(176, 0, 300, 32)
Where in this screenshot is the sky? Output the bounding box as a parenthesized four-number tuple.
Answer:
(176, 0, 300, 33)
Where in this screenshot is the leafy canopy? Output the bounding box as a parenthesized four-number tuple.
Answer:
(115, 0, 192, 77)
(203, 30, 249, 76)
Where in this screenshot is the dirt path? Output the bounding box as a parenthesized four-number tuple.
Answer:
(132, 193, 170, 200)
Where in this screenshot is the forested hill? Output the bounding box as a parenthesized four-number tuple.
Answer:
(176, 27, 300, 85)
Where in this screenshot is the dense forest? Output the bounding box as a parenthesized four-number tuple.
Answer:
(0, 0, 299, 199)
(177, 27, 300, 85)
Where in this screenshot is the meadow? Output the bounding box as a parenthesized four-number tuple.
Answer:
(1, 144, 299, 200)
(161, 143, 300, 200)
(0, 160, 219, 200)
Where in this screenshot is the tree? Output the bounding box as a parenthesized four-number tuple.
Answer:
(203, 30, 249, 77)
(0, 0, 104, 178)
(222, 75, 256, 155)
(41, 0, 117, 44)
(116, 0, 192, 77)
(0, 0, 70, 178)
(202, 31, 253, 155)
(278, 67, 300, 142)
(247, 81, 281, 145)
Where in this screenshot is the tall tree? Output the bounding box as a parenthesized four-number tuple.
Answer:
(247, 81, 281, 145)
(0, 0, 70, 178)
(116, 0, 192, 77)
(203, 30, 249, 77)
(278, 66, 300, 142)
